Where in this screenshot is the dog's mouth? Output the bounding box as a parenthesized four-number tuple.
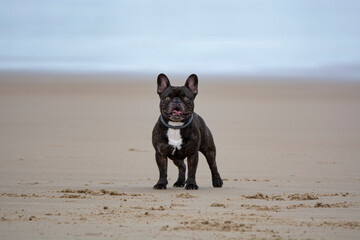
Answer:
(163, 108, 190, 122)
(164, 108, 188, 116)
(172, 110, 183, 116)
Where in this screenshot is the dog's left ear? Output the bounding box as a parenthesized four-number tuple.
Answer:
(185, 74, 198, 97)
(157, 73, 170, 95)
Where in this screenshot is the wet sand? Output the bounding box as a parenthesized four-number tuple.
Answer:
(0, 73, 360, 239)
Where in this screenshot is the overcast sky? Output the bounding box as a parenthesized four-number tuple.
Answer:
(1, 0, 359, 79)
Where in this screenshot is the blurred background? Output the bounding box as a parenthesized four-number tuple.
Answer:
(1, 0, 360, 80)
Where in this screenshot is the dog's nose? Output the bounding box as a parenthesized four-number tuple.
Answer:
(173, 97, 181, 104)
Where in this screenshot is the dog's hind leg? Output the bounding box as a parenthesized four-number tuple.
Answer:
(200, 146, 223, 188)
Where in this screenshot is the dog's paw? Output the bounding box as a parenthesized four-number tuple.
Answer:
(173, 180, 185, 188)
(153, 183, 167, 190)
(185, 183, 199, 190)
(212, 177, 223, 188)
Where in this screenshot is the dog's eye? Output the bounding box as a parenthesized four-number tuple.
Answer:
(165, 97, 171, 101)
(183, 97, 189, 101)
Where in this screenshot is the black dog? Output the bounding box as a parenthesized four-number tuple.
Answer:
(152, 73, 223, 190)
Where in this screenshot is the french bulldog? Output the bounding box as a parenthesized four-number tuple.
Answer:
(152, 73, 223, 190)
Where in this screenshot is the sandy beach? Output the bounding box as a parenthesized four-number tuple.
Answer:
(0, 73, 359, 240)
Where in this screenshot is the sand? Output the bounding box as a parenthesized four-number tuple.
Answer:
(0, 73, 360, 240)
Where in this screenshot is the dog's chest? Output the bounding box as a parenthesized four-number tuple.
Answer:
(167, 128, 183, 152)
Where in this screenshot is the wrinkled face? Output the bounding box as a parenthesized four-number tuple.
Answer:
(159, 86, 195, 122)
(157, 73, 198, 122)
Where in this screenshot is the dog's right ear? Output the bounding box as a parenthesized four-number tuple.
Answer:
(157, 73, 170, 95)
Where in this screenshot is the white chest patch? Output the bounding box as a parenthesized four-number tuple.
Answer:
(167, 121, 183, 155)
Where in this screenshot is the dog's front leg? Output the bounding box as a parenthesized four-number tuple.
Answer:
(153, 152, 168, 189)
(185, 152, 199, 190)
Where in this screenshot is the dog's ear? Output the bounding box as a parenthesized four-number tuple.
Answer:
(185, 74, 198, 97)
(157, 73, 170, 95)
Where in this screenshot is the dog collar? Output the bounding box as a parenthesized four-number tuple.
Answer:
(160, 114, 194, 129)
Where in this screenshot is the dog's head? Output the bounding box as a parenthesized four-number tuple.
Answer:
(157, 73, 198, 122)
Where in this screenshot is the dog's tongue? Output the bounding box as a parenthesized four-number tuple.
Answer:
(172, 110, 183, 115)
